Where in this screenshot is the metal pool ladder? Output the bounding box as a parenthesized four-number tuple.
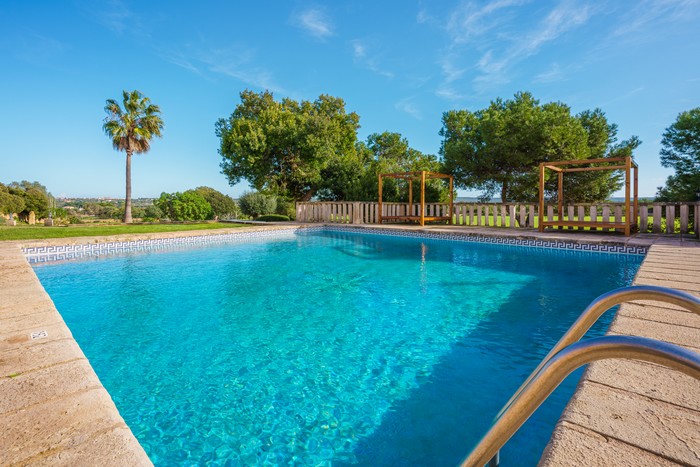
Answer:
(460, 285, 700, 467)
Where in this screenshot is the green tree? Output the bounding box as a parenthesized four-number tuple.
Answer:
(441, 92, 634, 202)
(238, 191, 277, 218)
(155, 191, 213, 221)
(5, 181, 51, 219)
(656, 107, 700, 201)
(192, 186, 239, 219)
(317, 132, 449, 202)
(216, 90, 360, 201)
(561, 110, 640, 202)
(0, 184, 26, 218)
(103, 90, 164, 223)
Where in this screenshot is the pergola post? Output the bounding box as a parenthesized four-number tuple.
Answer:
(557, 171, 564, 229)
(408, 179, 413, 217)
(633, 162, 639, 232)
(420, 171, 426, 226)
(538, 163, 545, 232)
(378, 174, 383, 224)
(624, 156, 631, 236)
(449, 176, 454, 225)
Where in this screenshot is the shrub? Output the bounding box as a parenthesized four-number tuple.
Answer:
(51, 207, 68, 219)
(238, 192, 276, 219)
(143, 204, 163, 220)
(68, 215, 83, 224)
(275, 197, 296, 220)
(192, 187, 240, 219)
(257, 214, 290, 222)
(155, 192, 213, 221)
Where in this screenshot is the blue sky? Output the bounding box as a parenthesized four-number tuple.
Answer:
(1, 0, 699, 199)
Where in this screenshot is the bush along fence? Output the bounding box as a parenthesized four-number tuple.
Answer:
(295, 201, 700, 235)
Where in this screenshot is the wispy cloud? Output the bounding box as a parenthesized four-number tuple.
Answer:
(160, 45, 286, 94)
(446, 0, 525, 45)
(349, 39, 394, 79)
(472, 1, 593, 87)
(13, 32, 67, 66)
(87, 0, 147, 36)
(440, 55, 466, 83)
(435, 86, 469, 101)
(395, 97, 422, 119)
(351, 39, 366, 59)
(599, 85, 645, 106)
(292, 8, 334, 39)
(534, 63, 565, 83)
(614, 0, 700, 36)
(416, 8, 438, 26)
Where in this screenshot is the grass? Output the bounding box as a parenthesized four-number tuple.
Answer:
(0, 222, 248, 241)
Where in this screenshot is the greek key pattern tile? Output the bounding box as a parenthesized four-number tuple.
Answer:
(24, 227, 319, 263)
(318, 226, 648, 256)
(24, 225, 646, 263)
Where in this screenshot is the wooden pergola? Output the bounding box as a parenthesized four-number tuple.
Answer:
(378, 171, 454, 226)
(538, 156, 638, 236)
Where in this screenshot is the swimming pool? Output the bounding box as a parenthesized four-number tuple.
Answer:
(33, 229, 643, 465)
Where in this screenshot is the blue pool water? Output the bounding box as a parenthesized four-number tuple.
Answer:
(33, 230, 642, 466)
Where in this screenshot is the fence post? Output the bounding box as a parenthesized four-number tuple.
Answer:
(666, 205, 676, 234)
(652, 205, 662, 233)
(679, 204, 688, 234)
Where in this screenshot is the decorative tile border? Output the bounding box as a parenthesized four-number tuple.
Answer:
(314, 225, 648, 256)
(24, 225, 646, 264)
(24, 227, 321, 264)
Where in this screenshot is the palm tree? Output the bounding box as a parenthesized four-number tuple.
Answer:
(103, 90, 164, 223)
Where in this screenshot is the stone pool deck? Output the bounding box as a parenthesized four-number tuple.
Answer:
(0, 224, 698, 465)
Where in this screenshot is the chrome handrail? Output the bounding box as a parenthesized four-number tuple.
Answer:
(460, 335, 700, 467)
(482, 285, 700, 467)
(497, 285, 700, 419)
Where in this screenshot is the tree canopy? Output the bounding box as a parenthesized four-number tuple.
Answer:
(0, 184, 26, 217)
(319, 132, 449, 202)
(216, 90, 360, 201)
(440, 92, 639, 202)
(103, 90, 164, 223)
(1, 181, 51, 219)
(155, 191, 212, 221)
(656, 107, 700, 201)
(192, 186, 239, 219)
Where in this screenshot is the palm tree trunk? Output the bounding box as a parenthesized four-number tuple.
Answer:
(124, 150, 133, 223)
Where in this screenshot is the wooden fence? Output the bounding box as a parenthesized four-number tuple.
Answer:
(295, 201, 699, 235)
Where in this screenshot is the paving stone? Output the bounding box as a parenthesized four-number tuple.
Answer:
(0, 338, 84, 377)
(609, 315, 700, 351)
(631, 278, 700, 293)
(539, 421, 680, 467)
(619, 303, 700, 328)
(0, 359, 102, 415)
(557, 381, 700, 465)
(0, 321, 75, 353)
(583, 359, 700, 411)
(2, 388, 133, 465)
(28, 426, 152, 466)
(0, 298, 57, 320)
(0, 309, 65, 334)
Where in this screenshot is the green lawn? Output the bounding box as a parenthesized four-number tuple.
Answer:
(0, 222, 248, 241)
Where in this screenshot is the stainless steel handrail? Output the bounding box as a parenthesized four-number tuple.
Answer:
(481, 285, 700, 467)
(498, 285, 700, 419)
(460, 335, 700, 467)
